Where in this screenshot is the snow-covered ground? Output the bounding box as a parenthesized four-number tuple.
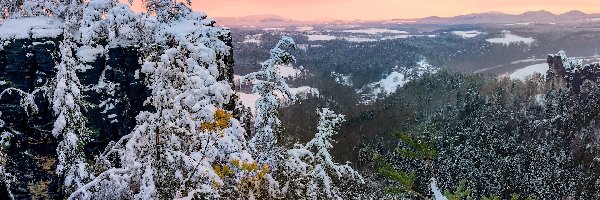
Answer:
(509, 63, 549, 80)
(452, 30, 483, 38)
(307, 33, 436, 42)
(331, 72, 353, 86)
(242, 33, 262, 44)
(486, 31, 534, 45)
(263, 27, 285, 31)
(359, 58, 438, 104)
(368, 71, 409, 96)
(296, 26, 314, 32)
(381, 34, 437, 40)
(342, 28, 408, 34)
(0, 16, 63, 40)
(278, 65, 302, 78)
(307, 34, 336, 41)
(237, 86, 319, 114)
(342, 36, 378, 43)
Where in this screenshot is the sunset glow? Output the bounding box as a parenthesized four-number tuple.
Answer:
(171, 0, 600, 20)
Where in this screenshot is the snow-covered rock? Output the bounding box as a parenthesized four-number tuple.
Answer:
(0, 16, 63, 40)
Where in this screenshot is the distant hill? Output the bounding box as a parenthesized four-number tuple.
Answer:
(214, 14, 300, 27)
(214, 10, 600, 27)
(417, 10, 600, 24)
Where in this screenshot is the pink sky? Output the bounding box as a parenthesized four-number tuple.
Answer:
(130, 0, 600, 21)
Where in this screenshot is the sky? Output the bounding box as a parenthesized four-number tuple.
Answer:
(179, 0, 600, 21)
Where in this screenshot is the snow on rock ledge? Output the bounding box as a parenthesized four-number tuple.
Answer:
(0, 17, 63, 40)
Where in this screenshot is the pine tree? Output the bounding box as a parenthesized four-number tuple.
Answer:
(284, 108, 363, 199)
(50, 0, 91, 195)
(241, 36, 297, 168)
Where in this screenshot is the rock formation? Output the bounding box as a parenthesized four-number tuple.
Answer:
(546, 51, 600, 92)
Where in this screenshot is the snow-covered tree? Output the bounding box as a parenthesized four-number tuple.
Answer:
(284, 108, 363, 199)
(142, 0, 191, 23)
(68, 4, 258, 199)
(241, 36, 297, 168)
(50, 5, 92, 194)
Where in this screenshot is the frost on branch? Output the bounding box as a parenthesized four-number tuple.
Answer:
(283, 108, 363, 199)
(241, 36, 298, 168)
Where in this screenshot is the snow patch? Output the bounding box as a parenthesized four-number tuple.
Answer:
(331, 72, 352, 86)
(370, 71, 409, 96)
(342, 36, 377, 43)
(238, 86, 319, 114)
(77, 45, 105, 63)
(278, 65, 302, 78)
(359, 58, 438, 104)
(307, 34, 336, 41)
(380, 34, 437, 40)
(263, 27, 285, 31)
(0, 17, 63, 40)
(242, 34, 262, 44)
(295, 26, 313, 32)
(452, 30, 483, 38)
(486, 31, 534, 45)
(342, 28, 408, 34)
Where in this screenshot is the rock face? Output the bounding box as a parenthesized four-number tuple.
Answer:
(0, 32, 235, 198)
(546, 51, 600, 92)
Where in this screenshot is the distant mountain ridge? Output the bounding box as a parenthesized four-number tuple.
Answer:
(417, 10, 600, 24)
(215, 10, 600, 27)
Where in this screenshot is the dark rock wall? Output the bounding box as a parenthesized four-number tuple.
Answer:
(0, 32, 235, 198)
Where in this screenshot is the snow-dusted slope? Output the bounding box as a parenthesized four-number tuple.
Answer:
(359, 58, 438, 104)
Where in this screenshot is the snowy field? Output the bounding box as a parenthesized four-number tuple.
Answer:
(296, 26, 314, 32)
(242, 33, 262, 44)
(342, 28, 408, 34)
(306, 34, 336, 41)
(452, 30, 483, 38)
(486, 31, 534, 45)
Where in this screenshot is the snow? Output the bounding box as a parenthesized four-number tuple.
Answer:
(342, 36, 377, 43)
(331, 72, 353, 86)
(76, 46, 105, 63)
(278, 65, 302, 78)
(263, 27, 285, 31)
(307, 34, 336, 41)
(370, 72, 409, 96)
(242, 34, 262, 44)
(452, 30, 483, 38)
(342, 28, 408, 34)
(486, 31, 534, 45)
(296, 26, 314, 32)
(360, 58, 438, 104)
(380, 34, 437, 40)
(0, 17, 63, 40)
(509, 63, 549, 80)
(238, 86, 319, 114)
